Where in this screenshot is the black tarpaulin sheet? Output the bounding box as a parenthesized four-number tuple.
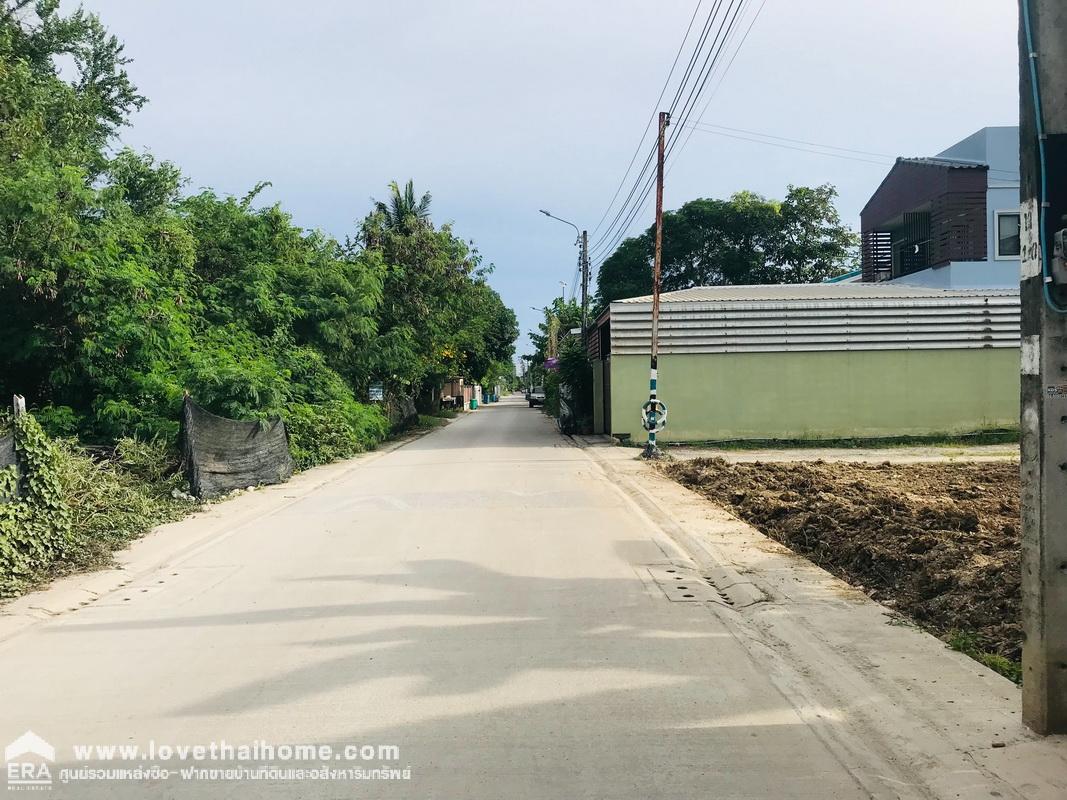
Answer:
(180, 398, 294, 499)
(0, 431, 18, 501)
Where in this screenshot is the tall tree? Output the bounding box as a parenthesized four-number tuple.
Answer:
(596, 184, 858, 307)
(0, 2, 517, 455)
(374, 179, 432, 233)
(359, 181, 516, 400)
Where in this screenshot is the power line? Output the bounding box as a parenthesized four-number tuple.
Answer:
(682, 123, 894, 165)
(589, 0, 745, 261)
(662, 0, 748, 154)
(588, 0, 732, 257)
(683, 121, 1022, 176)
(667, 0, 767, 166)
(696, 122, 893, 159)
(588, 0, 706, 239)
(590, 0, 751, 265)
(593, 0, 750, 260)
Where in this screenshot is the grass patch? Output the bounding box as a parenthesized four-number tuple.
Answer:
(416, 414, 449, 428)
(947, 630, 1022, 684)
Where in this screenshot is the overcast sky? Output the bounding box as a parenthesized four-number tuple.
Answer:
(74, 0, 1019, 354)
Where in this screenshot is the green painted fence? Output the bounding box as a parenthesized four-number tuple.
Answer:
(604, 348, 1019, 442)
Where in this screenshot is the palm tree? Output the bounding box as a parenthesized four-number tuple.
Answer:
(376, 180, 432, 232)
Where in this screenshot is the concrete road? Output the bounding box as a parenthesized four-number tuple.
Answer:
(0, 396, 1062, 798)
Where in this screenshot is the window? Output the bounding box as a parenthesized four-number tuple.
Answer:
(995, 211, 1021, 259)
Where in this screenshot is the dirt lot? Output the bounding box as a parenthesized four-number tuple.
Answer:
(663, 458, 1020, 666)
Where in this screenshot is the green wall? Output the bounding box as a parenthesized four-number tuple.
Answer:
(607, 349, 1019, 442)
(591, 360, 605, 434)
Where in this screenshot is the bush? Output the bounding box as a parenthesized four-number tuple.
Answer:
(544, 371, 561, 418)
(54, 437, 191, 579)
(0, 414, 72, 596)
(0, 415, 193, 598)
(34, 406, 84, 438)
(557, 338, 593, 432)
(284, 400, 388, 470)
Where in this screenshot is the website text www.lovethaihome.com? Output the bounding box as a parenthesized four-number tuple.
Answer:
(4, 732, 411, 788)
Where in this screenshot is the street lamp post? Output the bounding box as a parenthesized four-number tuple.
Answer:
(539, 209, 589, 346)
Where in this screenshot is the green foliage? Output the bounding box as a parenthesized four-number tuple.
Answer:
(0, 412, 71, 595)
(596, 184, 859, 306)
(528, 298, 582, 367)
(55, 435, 190, 576)
(543, 370, 561, 418)
(33, 404, 82, 437)
(285, 400, 388, 470)
(0, 5, 514, 475)
(0, 2, 519, 602)
(0, 412, 193, 597)
(557, 337, 593, 430)
(358, 180, 516, 403)
(526, 299, 583, 421)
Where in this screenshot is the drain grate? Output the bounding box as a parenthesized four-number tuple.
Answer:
(646, 564, 764, 607)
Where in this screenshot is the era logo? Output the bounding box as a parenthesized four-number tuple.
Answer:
(5, 731, 54, 789)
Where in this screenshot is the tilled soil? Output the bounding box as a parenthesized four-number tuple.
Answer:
(663, 458, 1020, 660)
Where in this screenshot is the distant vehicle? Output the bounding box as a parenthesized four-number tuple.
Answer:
(526, 386, 545, 407)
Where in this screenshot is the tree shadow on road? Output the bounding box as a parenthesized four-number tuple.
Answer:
(43, 554, 869, 799)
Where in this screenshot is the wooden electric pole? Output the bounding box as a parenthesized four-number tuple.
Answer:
(1019, 0, 1067, 735)
(642, 111, 669, 459)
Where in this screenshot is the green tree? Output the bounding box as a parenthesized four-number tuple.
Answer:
(359, 181, 516, 405)
(374, 179, 432, 234)
(0, 2, 516, 461)
(596, 184, 858, 306)
(528, 298, 582, 365)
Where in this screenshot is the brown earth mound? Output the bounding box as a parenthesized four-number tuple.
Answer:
(663, 458, 1020, 661)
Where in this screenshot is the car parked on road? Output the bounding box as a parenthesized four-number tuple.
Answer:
(526, 386, 545, 407)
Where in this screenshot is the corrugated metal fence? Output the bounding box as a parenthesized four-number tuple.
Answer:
(610, 289, 1020, 355)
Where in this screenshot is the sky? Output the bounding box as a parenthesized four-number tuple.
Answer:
(73, 0, 1020, 354)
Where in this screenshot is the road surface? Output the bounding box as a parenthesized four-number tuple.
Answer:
(0, 395, 1063, 798)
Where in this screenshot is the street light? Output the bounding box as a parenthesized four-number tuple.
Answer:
(539, 209, 580, 243)
(538, 209, 590, 345)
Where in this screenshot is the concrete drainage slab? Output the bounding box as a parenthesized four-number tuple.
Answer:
(646, 564, 765, 608)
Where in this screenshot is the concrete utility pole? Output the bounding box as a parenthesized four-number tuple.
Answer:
(581, 229, 589, 346)
(1019, 0, 1067, 735)
(642, 111, 670, 459)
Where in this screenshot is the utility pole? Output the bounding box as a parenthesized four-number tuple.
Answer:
(642, 111, 670, 459)
(581, 229, 589, 347)
(1019, 0, 1067, 735)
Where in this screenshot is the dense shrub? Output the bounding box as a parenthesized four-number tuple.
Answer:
(285, 400, 388, 470)
(0, 414, 72, 596)
(0, 415, 193, 597)
(557, 338, 594, 433)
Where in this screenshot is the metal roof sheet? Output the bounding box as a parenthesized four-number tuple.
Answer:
(615, 284, 1019, 304)
(608, 284, 1020, 354)
(896, 156, 989, 170)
